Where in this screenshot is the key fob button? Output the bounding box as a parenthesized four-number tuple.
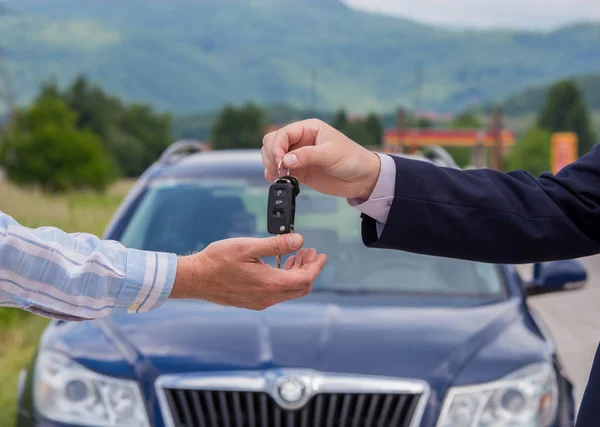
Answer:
(273, 188, 286, 198)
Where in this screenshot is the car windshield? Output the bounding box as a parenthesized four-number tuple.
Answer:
(118, 177, 506, 298)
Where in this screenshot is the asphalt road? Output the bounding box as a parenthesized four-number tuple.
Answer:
(518, 255, 600, 414)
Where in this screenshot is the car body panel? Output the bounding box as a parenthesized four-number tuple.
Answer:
(41, 296, 533, 382)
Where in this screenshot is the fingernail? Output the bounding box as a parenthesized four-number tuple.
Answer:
(288, 234, 302, 249)
(284, 153, 298, 166)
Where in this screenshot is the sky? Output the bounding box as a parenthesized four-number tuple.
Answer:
(343, 0, 600, 30)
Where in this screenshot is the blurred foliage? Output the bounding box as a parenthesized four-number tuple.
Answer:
(332, 110, 349, 130)
(118, 104, 173, 173)
(503, 110, 600, 148)
(499, 75, 600, 158)
(173, 105, 452, 143)
(416, 118, 434, 129)
(537, 80, 597, 155)
(211, 103, 266, 150)
(208, 104, 384, 149)
(331, 109, 382, 147)
(174, 105, 334, 141)
(364, 113, 383, 146)
(502, 73, 600, 116)
(0, 96, 116, 192)
(340, 121, 375, 147)
(4, 1, 600, 114)
(505, 127, 552, 176)
(43, 76, 173, 177)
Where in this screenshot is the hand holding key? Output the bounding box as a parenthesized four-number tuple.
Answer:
(261, 119, 382, 200)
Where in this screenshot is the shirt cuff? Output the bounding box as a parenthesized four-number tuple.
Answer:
(113, 249, 178, 315)
(347, 152, 396, 224)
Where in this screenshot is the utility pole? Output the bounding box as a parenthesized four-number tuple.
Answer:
(395, 107, 406, 153)
(473, 130, 485, 168)
(411, 61, 424, 154)
(490, 106, 503, 171)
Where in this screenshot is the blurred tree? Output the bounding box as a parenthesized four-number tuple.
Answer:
(119, 104, 172, 172)
(538, 80, 596, 155)
(0, 97, 116, 193)
(211, 103, 266, 150)
(341, 121, 375, 147)
(332, 109, 348, 130)
(416, 117, 434, 129)
(40, 74, 174, 177)
(65, 75, 122, 137)
(103, 125, 147, 178)
(38, 78, 62, 100)
(505, 127, 552, 176)
(364, 113, 383, 146)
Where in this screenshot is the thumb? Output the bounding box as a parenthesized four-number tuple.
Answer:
(246, 233, 304, 258)
(282, 145, 331, 170)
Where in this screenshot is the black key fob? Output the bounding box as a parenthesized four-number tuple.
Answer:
(267, 178, 299, 234)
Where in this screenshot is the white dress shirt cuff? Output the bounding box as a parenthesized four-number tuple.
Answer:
(347, 152, 396, 225)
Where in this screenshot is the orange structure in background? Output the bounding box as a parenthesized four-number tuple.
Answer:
(383, 129, 516, 148)
(551, 132, 578, 174)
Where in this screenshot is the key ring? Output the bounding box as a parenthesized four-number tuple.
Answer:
(277, 158, 290, 180)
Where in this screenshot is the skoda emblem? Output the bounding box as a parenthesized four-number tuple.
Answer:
(277, 378, 305, 403)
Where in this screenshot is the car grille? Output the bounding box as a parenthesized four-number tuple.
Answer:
(162, 389, 421, 427)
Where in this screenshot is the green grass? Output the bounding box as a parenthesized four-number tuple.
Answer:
(0, 180, 133, 427)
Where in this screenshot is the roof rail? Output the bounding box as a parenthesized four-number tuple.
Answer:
(421, 146, 460, 169)
(158, 139, 208, 165)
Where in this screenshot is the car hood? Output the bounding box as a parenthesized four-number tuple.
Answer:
(84, 294, 531, 386)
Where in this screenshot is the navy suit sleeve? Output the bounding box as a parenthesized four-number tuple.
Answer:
(362, 145, 600, 264)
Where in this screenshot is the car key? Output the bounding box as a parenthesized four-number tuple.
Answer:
(267, 161, 300, 268)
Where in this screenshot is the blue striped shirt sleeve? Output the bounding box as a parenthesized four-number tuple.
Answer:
(0, 211, 177, 321)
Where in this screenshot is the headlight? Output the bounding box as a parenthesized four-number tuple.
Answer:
(34, 350, 149, 427)
(437, 362, 558, 427)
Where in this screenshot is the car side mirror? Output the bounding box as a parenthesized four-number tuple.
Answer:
(526, 259, 587, 297)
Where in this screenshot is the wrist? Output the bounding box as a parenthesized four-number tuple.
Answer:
(170, 255, 199, 299)
(357, 151, 382, 200)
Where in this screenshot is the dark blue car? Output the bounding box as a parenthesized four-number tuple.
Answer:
(16, 142, 587, 427)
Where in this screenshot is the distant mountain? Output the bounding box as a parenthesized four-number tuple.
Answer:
(3, 0, 600, 114)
